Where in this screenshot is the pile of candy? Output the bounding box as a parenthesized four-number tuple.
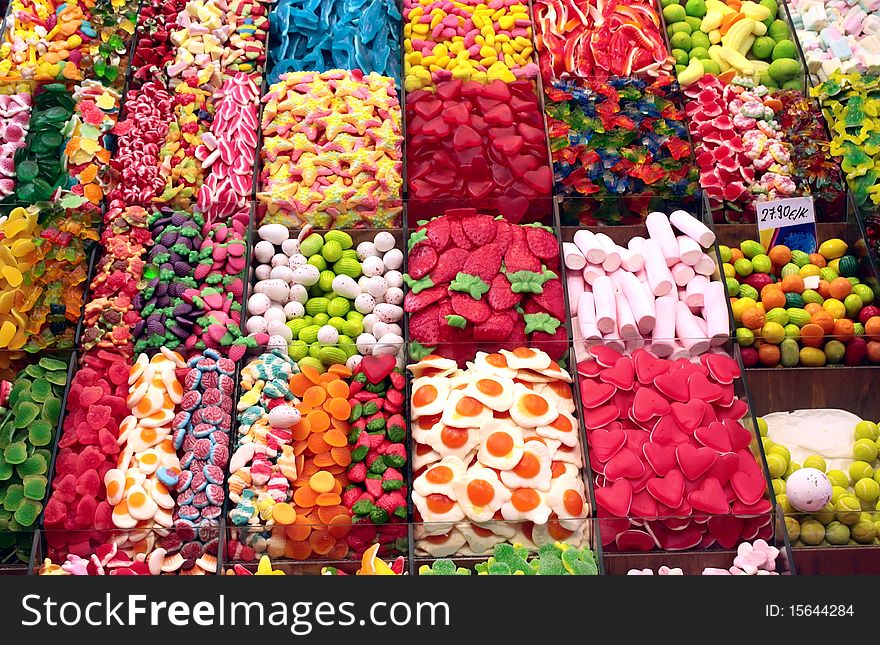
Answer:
(420, 541, 599, 575)
(405, 210, 567, 362)
(0, 92, 32, 199)
(65, 81, 121, 206)
(627, 539, 782, 574)
(409, 350, 590, 557)
(129, 0, 187, 85)
(259, 70, 403, 229)
(790, 0, 880, 79)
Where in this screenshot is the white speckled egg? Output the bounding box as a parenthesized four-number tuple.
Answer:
(365, 276, 388, 298)
(384, 270, 403, 288)
(292, 265, 320, 286)
(289, 284, 309, 304)
(374, 231, 396, 253)
(258, 279, 289, 302)
(267, 334, 289, 350)
(354, 293, 376, 314)
(287, 253, 308, 268)
(786, 468, 833, 512)
(267, 404, 301, 429)
(255, 264, 271, 280)
(263, 307, 287, 325)
(384, 287, 404, 305)
(284, 301, 305, 319)
(269, 265, 295, 283)
(259, 224, 289, 245)
(357, 241, 379, 260)
(362, 256, 385, 277)
(362, 314, 377, 334)
(383, 248, 403, 271)
(356, 332, 377, 355)
(254, 240, 275, 263)
(373, 333, 404, 356)
(372, 322, 395, 340)
(332, 275, 361, 299)
(374, 303, 403, 323)
(317, 325, 339, 345)
(247, 293, 271, 316)
(266, 320, 292, 341)
(246, 315, 268, 334)
(346, 355, 363, 371)
(281, 238, 300, 256)
(271, 253, 289, 268)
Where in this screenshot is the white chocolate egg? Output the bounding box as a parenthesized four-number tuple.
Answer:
(271, 253, 289, 268)
(267, 334, 288, 350)
(355, 332, 377, 355)
(254, 240, 275, 263)
(384, 287, 404, 305)
(385, 270, 403, 288)
(246, 315, 268, 334)
(354, 293, 376, 314)
(287, 253, 308, 268)
(247, 293, 270, 316)
(263, 307, 287, 325)
(373, 333, 403, 356)
(266, 320, 292, 341)
(477, 420, 524, 470)
(317, 325, 339, 345)
(365, 275, 388, 297)
(281, 238, 300, 256)
(373, 231, 396, 252)
(372, 322, 395, 340)
(267, 404, 301, 429)
(345, 355, 363, 371)
(269, 265, 295, 283)
(288, 284, 308, 304)
(259, 279, 289, 302)
(362, 313, 377, 334)
(414, 455, 467, 499)
(284, 301, 305, 319)
(255, 264, 271, 280)
(362, 256, 385, 276)
(292, 265, 320, 286)
(455, 465, 512, 523)
(331, 274, 360, 299)
(357, 241, 379, 259)
(383, 248, 404, 271)
(373, 303, 402, 323)
(259, 223, 289, 245)
(786, 468, 832, 512)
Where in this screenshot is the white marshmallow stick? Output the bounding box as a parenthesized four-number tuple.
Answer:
(563, 242, 586, 271)
(675, 301, 710, 356)
(577, 292, 602, 342)
(694, 253, 717, 277)
(685, 275, 709, 308)
(670, 262, 696, 287)
(670, 209, 716, 248)
(615, 292, 640, 339)
(703, 281, 732, 347)
(611, 269, 656, 335)
(595, 233, 621, 272)
(583, 263, 606, 286)
(620, 246, 645, 272)
(651, 295, 677, 357)
(677, 235, 703, 266)
(592, 276, 617, 334)
(642, 239, 674, 296)
(646, 211, 680, 267)
(573, 230, 606, 264)
(567, 272, 585, 304)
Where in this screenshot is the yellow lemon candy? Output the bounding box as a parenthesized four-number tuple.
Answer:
(0, 321, 16, 348)
(309, 470, 335, 494)
(823, 298, 846, 320)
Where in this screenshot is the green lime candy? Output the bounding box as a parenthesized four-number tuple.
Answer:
(28, 420, 53, 447)
(318, 269, 336, 292)
(672, 48, 689, 65)
(685, 0, 706, 16)
(670, 32, 692, 50)
(690, 30, 710, 50)
(305, 297, 329, 316)
(767, 19, 789, 41)
(319, 346, 348, 366)
(752, 36, 775, 60)
(38, 357, 67, 372)
(15, 402, 39, 428)
(16, 454, 47, 477)
(751, 254, 772, 273)
(779, 262, 799, 277)
(790, 250, 810, 267)
(287, 319, 311, 337)
(334, 257, 362, 278)
(662, 4, 686, 23)
(324, 230, 353, 249)
(328, 316, 347, 331)
(327, 297, 351, 318)
(701, 60, 721, 75)
(298, 357, 325, 373)
(22, 475, 46, 501)
(726, 278, 740, 296)
(14, 499, 40, 527)
(771, 39, 797, 60)
(288, 339, 309, 361)
(342, 319, 363, 338)
(782, 79, 802, 90)
(299, 324, 320, 344)
(759, 72, 777, 88)
(300, 233, 324, 257)
(690, 47, 709, 60)
(312, 313, 330, 326)
(308, 343, 322, 360)
(768, 58, 799, 82)
(668, 22, 692, 35)
(3, 484, 23, 511)
(308, 255, 328, 271)
(337, 335, 358, 357)
(322, 239, 343, 262)
(738, 284, 759, 301)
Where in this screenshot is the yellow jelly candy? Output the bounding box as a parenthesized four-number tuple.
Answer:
(2, 266, 22, 288)
(0, 321, 16, 347)
(11, 240, 34, 257)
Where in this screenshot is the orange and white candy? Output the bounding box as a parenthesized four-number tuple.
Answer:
(509, 383, 557, 427)
(136, 448, 162, 475)
(523, 432, 561, 460)
(412, 489, 466, 524)
(463, 373, 514, 411)
(407, 354, 457, 379)
(422, 423, 480, 462)
(470, 351, 517, 379)
(457, 522, 509, 554)
(411, 413, 441, 444)
(536, 410, 580, 447)
(440, 390, 493, 428)
(532, 359, 573, 383)
(104, 469, 126, 505)
(537, 380, 577, 413)
(145, 479, 175, 509)
(128, 354, 149, 385)
(413, 442, 441, 471)
(500, 347, 552, 371)
(500, 440, 552, 492)
(501, 488, 551, 524)
(126, 484, 159, 521)
(477, 420, 524, 470)
(454, 465, 511, 523)
(112, 500, 138, 529)
(413, 455, 467, 499)
(547, 476, 588, 530)
(410, 377, 449, 418)
(554, 441, 584, 466)
(415, 529, 467, 558)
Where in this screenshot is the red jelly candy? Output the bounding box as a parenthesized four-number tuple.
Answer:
(79, 385, 104, 407)
(75, 495, 98, 527)
(77, 421, 99, 445)
(103, 395, 128, 418)
(86, 405, 112, 429)
(54, 451, 78, 477)
(74, 368, 99, 386)
(107, 362, 130, 385)
(98, 428, 119, 454)
(44, 497, 68, 526)
(54, 473, 78, 503)
(76, 446, 104, 475)
(76, 470, 100, 498)
(93, 502, 112, 531)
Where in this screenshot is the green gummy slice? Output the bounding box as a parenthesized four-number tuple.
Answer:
(29, 379, 51, 403)
(0, 422, 14, 449)
(14, 402, 40, 428)
(23, 364, 45, 379)
(41, 396, 61, 423)
(3, 484, 24, 511)
(16, 454, 47, 477)
(0, 458, 12, 481)
(38, 356, 67, 372)
(28, 420, 53, 447)
(14, 499, 41, 527)
(22, 475, 47, 501)
(45, 370, 68, 386)
(8, 380, 30, 406)
(3, 442, 27, 465)
(16, 160, 39, 182)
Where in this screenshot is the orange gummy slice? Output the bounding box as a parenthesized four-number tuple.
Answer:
(316, 493, 342, 506)
(293, 486, 319, 508)
(302, 385, 326, 408)
(288, 541, 312, 561)
(308, 431, 331, 453)
(307, 409, 330, 433)
(313, 451, 335, 468)
(289, 373, 312, 397)
(326, 380, 349, 399)
(330, 446, 351, 466)
(291, 418, 312, 441)
(317, 504, 347, 525)
(327, 540, 349, 560)
(308, 530, 335, 555)
(326, 398, 351, 421)
(324, 428, 347, 448)
(272, 502, 297, 525)
(327, 514, 352, 539)
(285, 515, 312, 542)
(328, 364, 352, 379)
(301, 364, 322, 385)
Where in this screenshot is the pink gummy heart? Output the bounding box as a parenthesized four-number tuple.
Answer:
(653, 371, 689, 403)
(484, 104, 513, 126)
(707, 515, 744, 549)
(706, 452, 739, 485)
(715, 398, 748, 421)
(599, 517, 631, 546)
(671, 399, 707, 432)
(629, 491, 659, 520)
(650, 416, 690, 446)
(676, 444, 717, 480)
(589, 345, 623, 367)
(687, 477, 729, 516)
(694, 422, 732, 453)
(631, 386, 670, 423)
(414, 99, 441, 120)
(702, 353, 741, 384)
(522, 166, 552, 194)
(633, 349, 669, 384)
(590, 426, 626, 462)
(595, 478, 633, 517)
(495, 194, 529, 223)
(723, 418, 753, 452)
(614, 389, 636, 418)
(581, 381, 616, 407)
(730, 471, 767, 505)
(623, 427, 649, 452)
(649, 521, 703, 551)
(578, 360, 602, 378)
(688, 372, 723, 402)
(76, 470, 100, 497)
(646, 469, 685, 508)
(583, 402, 619, 430)
(615, 529, 655, 551)
(600, 356, 635, 390)
(453, 125, 481, 150)
(494, 134, 524, 156)
(604, 448, 646, 481)
(643, 442, 677, 476)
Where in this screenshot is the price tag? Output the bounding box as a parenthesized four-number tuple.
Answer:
(755, 197, 818, 253)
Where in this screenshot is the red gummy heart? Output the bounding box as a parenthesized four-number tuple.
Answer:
(590, 426, 626, 462)
(732, 498, 772, 516)
(629, 491, 659, 520)
(443, 102, 470, 125)
(595, 478, 633, 517)
(649, 521, 703, 550)
(632, 386, 671, 423)
(583, 402, 619, 430)
(703, 353, 741, 384)
(522, 166, 552, 194)
(723, 418, 753, 452)
(714, 385, 736, 407)
(694, 422, 732, 453)
(730, 471, 767, 505)
(633, 349, 669, 384)
(650, 416, 690, 446)
(496, 195, 529, 222)
(581, 381, 616, 407)
(715, 398, 748, 421)
(599, 356, 635, 390)
(629, 466, 654, 494)
(453, 125, 481, 149)
(361, 354, 396, 384)
(688, 477, 729, 516)
(588, 345, 622, 367)
(624, 427, 649, 452)
(646, 469, 685, 508)
(75, 495, 98, 527)
(604, 448, 646, 481)
(494, 134, 524, 156)
(706, 452, 739, 485)
(707, 515, 744, 549)
(599, 517, 631, 546)
(643, 442, 677, 476)
(676, 444, 717, 480)
(615, 529, 655, 551)
(688, 372, 723, 402)
(654, 371, 689, 402)
(614, 389, 636, 418)
(671, 399, 706, 432)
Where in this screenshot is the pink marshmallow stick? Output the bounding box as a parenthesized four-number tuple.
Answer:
(595, 233, 621, 272)
(626, 336, 645, 352)
(693, 314, 708, 336)
(603, 318, 626, 354)
(670, 342, 690, 361)
(573, 230, 606, 264)
(670, 209, 716, 248)
(677, 235, 703, 266)
(577, 292, 601, 342)
(685, 275, 709, 308)
(615, 292, 640, 339)
(620, 246, 644, 272)
(694, 253, 717, 276)
(675, 301, 710, 356)
(646, 211, 680, 267)
(628, 236, 646, 254)
(611, 269, 656, 335)
(583, 263, 606, 286)
(651, 295, 677, 357)
(642, 239, 674, 296)
(703, 281, 731, 347)
(592, 276, 617, 334)
(563, 242, 586, 271)
(567, 272, 585, 304)
(671, 262, 696, 287)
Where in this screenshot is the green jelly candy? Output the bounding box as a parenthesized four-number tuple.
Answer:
(324, 230, 353, 249)
(322, 239, 343, 262)
(4, 442, 28, 465)
(0, 458, 12, 481)
(45, 370, 68, 386)
(29, 378, 52, 403)
(300, 233, 324, 257)
(28, 420, 53, 447)
(16, 160, 39, 182)
(0, 422, 14, 448)
(14, 499, 41, 527)
(23, 364, 45, 379)
(3, 484, 24, 511)
(14, 402, 40, 428)
(16, 454, 47, 477)
(42, 396, 61, 423)
(22, 475, 47, 501)
(38, 357, 67, 372)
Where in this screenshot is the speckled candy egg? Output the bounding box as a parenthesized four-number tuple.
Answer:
(267, 335, 288, 350)
(383, 248, 403, 271)
(374, 231, 396, 253)
(289, 284, 309, 304)
(385, 270, 403, 288)
(271, 253, 288, 267)
(270, 265, 295, 283)
(246, 315, 268, 334)
(259, 224, 289, 245)
(255, 264, 271, 280)
(263, 307, 286, 325)
(332, 275, 360, 299)
(284, 301, 305, 319)
(365, 276, 388, 298)
(248, 293, 271, 316)
(267, 404, 301, 429)
(317, 325, 339, 345)
(287, 253, 307, 268)
(786, 468, 833, 512)
(384, 287, 404, 305)
(281, 239, 300, 256)
(354, 293, 376, 314)
(374, 303, 403, 323)
(266, 320, 292, 341)
(257, 279, 289, 302)
(362, 256, 385, 277)
(254, 240, 275, 263)
(292, 265, 320, 286)
(346, 355, 363, 371)
(356, 332, 377, 354)
(357, 241, 379, 260)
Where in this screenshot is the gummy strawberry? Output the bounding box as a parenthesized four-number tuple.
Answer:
(448, 217, 474, 250)
(450, 292, 491, 323)
(376, 491, 407, 515)
(75, 495, 98, 527)
(474, 310, 518, 342)
(403, 285, 447, 312)
(487, 273, 521, 310)
(425, 217, 450, 249)
(408, 243, 438, 280)
(462, 243, 503, 281)
(525, 226, 560, 260)
(430, 247, 469, 284)
(365, 476, 383, 498)
(388, 371, 405, 391)
(531, 279, 566, 320)
(409, 305, 441, 346)
(505, 243, 542, 272)
(462, 213, 498, 246)
(531, 326, 568, 360)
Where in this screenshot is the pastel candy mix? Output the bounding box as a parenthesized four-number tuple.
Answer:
(408, 348, 590, 557)
(80, 206, 152, 352)
(404, 210, 567, 364)
(165, 0, 229, 92)
(579, 348, 773, 552)
(342, 356, 408, 555)
(811, 72, 880, 211)
(222, 0, 269, 84)
(259, 70, 403, 229)
(268, 0, 400, 83)
(227, 352, 355, 562)
(403, 0, 537, 91)
(406, 79, 552, 221)
(544, 75, 699, 225)
(686, 76, 797, 222)
(108, 82, 174, 205)
(169, 350, 235, 562)
(39, 538, 217, 575)
(130, 0, 187, 85)
(790, 0, 880, 80)
(0, 92, 32, 199)
(0, 356, 68, 562)
(43, 351, 129, 560)
(532, 0, 670, 83)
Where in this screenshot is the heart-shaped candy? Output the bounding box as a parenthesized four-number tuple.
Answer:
(676, 444, 717, 480)
(723, 418, 753, 452)
(583, 403, 620, 430)
(581, 381, 616, 407)
(361, 354, 396, 384)
(694, 422, 732, 453)
(615, 529, 655, 551)
(687, 477, 729, 516)
(589, 345, 623, 367)
(633, 349, 669, 384)
(688, 372, 723, 402)
(629, 491, 659, 520)
(646, 469, 685, 508)
(703, 352, 741, 384)
(643, 442, 676, 476)
(648, 521, 703, 551)
(595, 478, 633, 517)
(671, 399, 706, 432)
(624, 427, 649, 452)
(730, 471, 767, 505)
(706, 452, 739, 485)
(715, 398, 748, 421)
(707, 515, 744, 549)
(590, 426, 626, 462)
(650, 416, 690, 446)
(605, 448, 646, 481)
(653, 371, 689, 402)
(599, 356, 635, 390)
(632, 386, 671, 423)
